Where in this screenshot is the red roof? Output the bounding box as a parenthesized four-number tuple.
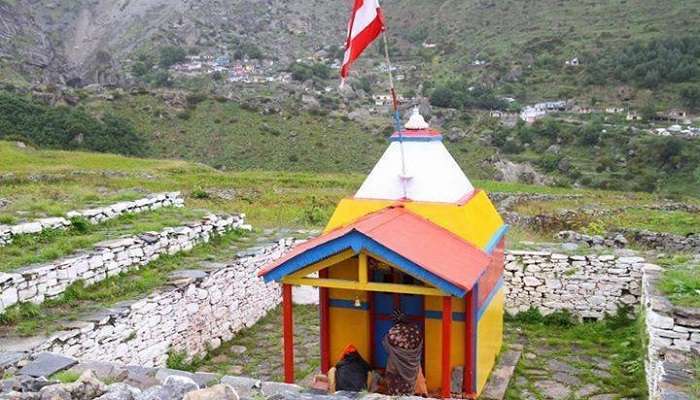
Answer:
(259, 205, 491, 293)
(390, 128, 442, 139)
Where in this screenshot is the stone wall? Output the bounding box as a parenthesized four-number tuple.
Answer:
(0, 192, 184, 247)
(0, 214, 248, 314)
(35, 239, 296, 367)
(504, 250, 644, 319)
(643, 264, 700, 399)
(621, 229, 700, 254)
(558, 229, 700, 253)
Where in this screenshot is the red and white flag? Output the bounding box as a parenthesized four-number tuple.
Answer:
(340, 0, 385, 81)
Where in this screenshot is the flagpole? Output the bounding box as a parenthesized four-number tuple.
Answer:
(381, 31, 408, 198)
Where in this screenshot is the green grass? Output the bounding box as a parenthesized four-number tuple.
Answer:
(514, 193, 700, 236)
(195, 304, 320, 381)
(0, 208, 206, 272)
(505, 308, 647, 399)
(50, 371, 81, 384)
(1, 139, 696, 241)
(0, 229, 249, 336)
(657, 255, 700, 308)
(612, 209, 700, 236)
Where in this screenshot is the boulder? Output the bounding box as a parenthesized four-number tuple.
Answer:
(182, 384, 239, 400)
(62, 370, 107, 399)
(19, 353, 77, 378)
(38, 384, 72, 400)
(95, 383, 142, 400)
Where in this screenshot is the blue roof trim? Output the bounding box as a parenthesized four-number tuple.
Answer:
(262, 230, 467, 297)
(477, 277, 504, 321)
(485, 224, 510, 254)
(261, 234, 357, 283)
(424, 310, 466, 322)
(359, 234, 467, 297)
(389, 135, 443, 142)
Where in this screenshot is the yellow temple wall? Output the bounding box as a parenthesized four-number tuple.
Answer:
(327, 257, 371, 365)
(476, 286, 505, 395)
(324, 193, 504, 250)
(423, 296, 466, 391)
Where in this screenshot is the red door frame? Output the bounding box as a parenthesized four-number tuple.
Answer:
(319, 269, 331, 374)
(368, 267, 426, 371)
(282, 284, 294, 383)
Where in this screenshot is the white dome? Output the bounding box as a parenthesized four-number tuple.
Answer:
(355, 139, 474, 203)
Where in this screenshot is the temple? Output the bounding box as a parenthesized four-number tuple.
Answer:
(259, 109, 508, 398)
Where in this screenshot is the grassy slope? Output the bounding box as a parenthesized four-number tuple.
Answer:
(388, 0, 700, 103)
(391, 0, 700, 58)
(3, 139, 694, 237)
(0, 207, 206, 272)
(82, 94, 500, 179)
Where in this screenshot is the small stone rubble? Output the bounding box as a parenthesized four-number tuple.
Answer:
(556, 230, 629, 248)
(0, 192, 184, 248)
(0, 214, 248, 314)
(504, 251, 644, 320)
(621, 229, 700, 253)
(643, 265, 700, 400)
(0, 354, 423, 400)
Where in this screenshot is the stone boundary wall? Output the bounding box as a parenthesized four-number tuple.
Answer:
(620, 229, 700, 254)
(0, 214, 248, 314)
(0, 192, 184, 247)
(558, 229, 700, 253)
(34, 239, 296, 367)
(504, 251, 644, 319)
(643, 265, 700, 399)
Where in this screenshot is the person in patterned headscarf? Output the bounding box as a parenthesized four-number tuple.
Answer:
(382, 309, 426, 396)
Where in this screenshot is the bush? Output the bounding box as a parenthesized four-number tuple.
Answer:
(589, 35, 700, 88)
(680, 84, 700, 111)
(159, 46, 186, 68)
(68, 217, 90, 234)
(430, 80, 508, 110)
(190, 188, 210, 199)
(300, 196, 331, 226)
(0, 92, 147, 156)
(508, 307, 576, 327)
(166, 350, 195, 372)
(0, 302, 42, 325)
(288, 62, 331, 82)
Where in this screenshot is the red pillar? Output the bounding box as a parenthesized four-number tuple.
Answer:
(463, 287, 477, 398)
(319, 270, 330, 374)
(441, 296, 452, 399)
(282, 284, 294, 383)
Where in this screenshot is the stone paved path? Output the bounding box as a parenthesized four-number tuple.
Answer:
(503, 322, 645, 400)
(198, 304, 320, 382)
(198, 304, 646, 400)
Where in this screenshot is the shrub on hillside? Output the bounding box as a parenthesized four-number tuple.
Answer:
(429, 81, 508, 111)
(588, 35, 700, 88)
(0, 92, 147, 156)
(159, 46, 187, 68)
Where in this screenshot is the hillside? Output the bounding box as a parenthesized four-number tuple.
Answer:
(2, 88, 699, 197)
(1, 0, 699, 106)
(1, 140, 698, 234)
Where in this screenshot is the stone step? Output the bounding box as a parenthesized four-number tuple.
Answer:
(480, 349, 521, 400)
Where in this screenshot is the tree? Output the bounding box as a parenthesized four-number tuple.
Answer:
(680, 85, 700, 111)
(131, 62, 150, 77)
(150, 70, 172, 87)
(641, 99, 658, 121)
(430, 86, 459, 108)
(159, 46, 186, 68)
